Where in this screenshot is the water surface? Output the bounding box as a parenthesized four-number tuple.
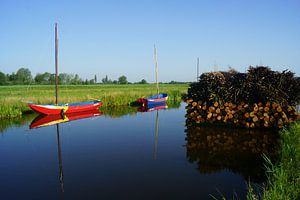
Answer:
(0, 103, 278, 200)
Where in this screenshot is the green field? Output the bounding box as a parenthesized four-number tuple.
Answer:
(0, 84, 188, 119)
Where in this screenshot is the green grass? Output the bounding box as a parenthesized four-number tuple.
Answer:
(0, 84, 188, 119)
(247, 121, 300, 200)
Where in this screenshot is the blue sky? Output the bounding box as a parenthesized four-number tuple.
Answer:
(0, 0, 299, 82)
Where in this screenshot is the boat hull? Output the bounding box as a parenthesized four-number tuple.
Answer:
(28, 100, 103, 115)
(137, 93, 168, 106)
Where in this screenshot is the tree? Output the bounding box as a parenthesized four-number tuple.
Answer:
(89, 79, 95, 84)
(102, 75, 108, 84)
(118, 75, 128, 84)
(16, 68, 32, 84)
(139, 79, 147, 84)
(0, 71, 7, 85)
(34, 72, 51, 84)
(94, 75, 97, 83)
(71, 74, 81, 85)
(8, 72, 17, 84)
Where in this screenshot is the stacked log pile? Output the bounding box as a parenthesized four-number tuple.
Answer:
(186, 66, 300, 128)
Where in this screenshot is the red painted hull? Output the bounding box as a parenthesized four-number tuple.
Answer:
(137, 93, 168, 106)
(28, 100, 103, 115)
(30, 109, 102, 129)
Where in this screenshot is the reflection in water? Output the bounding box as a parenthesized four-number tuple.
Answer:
(29, 110, 103, 195)
(0, 113, 37, 133)
(56, 124, 64, 194)
(154, 110, 159, 160)
(138, 103, 168, 112)
(30, 110, 102, 129)
(185, 124, 279, 183)
(138, 103, 168, 160)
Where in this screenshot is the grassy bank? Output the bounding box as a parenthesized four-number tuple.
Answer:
(0, 84, 188, 119)
(247, 121, 300, 200)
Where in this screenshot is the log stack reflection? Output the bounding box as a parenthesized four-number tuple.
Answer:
(185, 124, 279, 183)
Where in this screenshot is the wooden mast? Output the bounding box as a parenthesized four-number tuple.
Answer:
(197, 57, 199, 81)
(55, 23, 59, 104)
(154, 45, 159, 97)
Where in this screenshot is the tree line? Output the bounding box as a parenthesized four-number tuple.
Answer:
(0, 67, 188, 85)
(0, 67, 146, 85)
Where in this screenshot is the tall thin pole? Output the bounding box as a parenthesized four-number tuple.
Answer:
(55, 23, 59, 104)
(197, 57, 199, 81)
(153, 110, 159, 160)
(56, 124, 64, 193)
(154, 45, 159, 97)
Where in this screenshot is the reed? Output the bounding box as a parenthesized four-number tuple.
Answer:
(0, 84, 188, 119)
(247, 121, 300, 200)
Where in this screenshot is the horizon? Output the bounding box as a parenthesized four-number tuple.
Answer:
(1, 0, 300, 82)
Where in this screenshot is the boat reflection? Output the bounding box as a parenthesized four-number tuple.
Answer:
(185, 125, 279, 183)
(138, 103, 168, 112)
(30, 109, 102, 129)
(138, 103, 167, 159)
(29, 109, 102, 195)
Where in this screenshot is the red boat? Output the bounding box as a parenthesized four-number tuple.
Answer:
(30, 109, 102, 129)
(137, 93, 168, 106)
(28, 100, 103, 115)
(137, 46, 168, 106)
(27, 24, 103, 115)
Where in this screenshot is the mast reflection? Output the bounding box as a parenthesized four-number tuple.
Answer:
(29, 110, 102, 194)
(138, 103, 167, 160)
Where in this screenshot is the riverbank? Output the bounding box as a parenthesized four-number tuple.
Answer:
(247, 121, 300, 200)
(0, 84, 188, 119)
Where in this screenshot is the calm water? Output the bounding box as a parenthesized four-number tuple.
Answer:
(0, 103, 278, 200)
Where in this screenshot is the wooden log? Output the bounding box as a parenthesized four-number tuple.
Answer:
(264, 107, 270, 112)
(252, 115, 259, 122)
(272, 102, 278, 109)
(277, 106, 282, 113)
(207, 112, 212, 119)
(244, 112, 250, 118)
(192, 102, 197, 107)
(209, 106, 216, 113)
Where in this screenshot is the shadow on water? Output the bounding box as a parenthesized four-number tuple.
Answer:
(185, 124, 280, 183)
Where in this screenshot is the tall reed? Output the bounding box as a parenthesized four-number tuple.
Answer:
(247, 122, 300, 200)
